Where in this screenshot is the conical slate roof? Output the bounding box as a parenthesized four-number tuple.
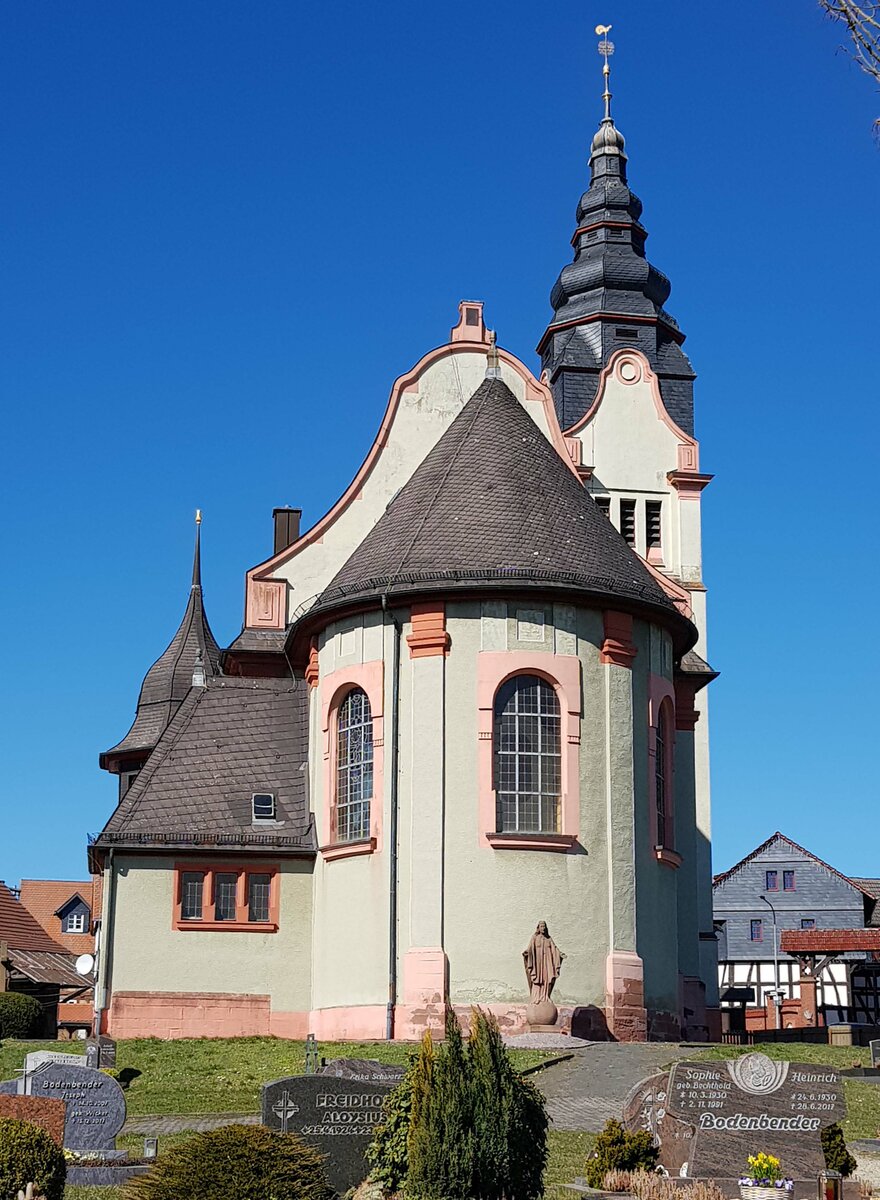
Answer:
(314, 377, 694, 647)
(100, 524, 221, 769)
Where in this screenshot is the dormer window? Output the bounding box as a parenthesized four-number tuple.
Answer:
(65, 912, 86, 934)
(252, 793, 276, 822)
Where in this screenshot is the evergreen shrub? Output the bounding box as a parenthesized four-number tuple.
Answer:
(0, 1117, 66, 1200)
(585, 1119, 658, 1188)
(367, 1007, 548, 1200)
(0, 993, 41, 1039)
(124, 1123, 329, 1200)
(821, 1124, 857, 1177)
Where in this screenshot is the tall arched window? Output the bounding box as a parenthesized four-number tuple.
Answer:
(493, 675, 561, 833)
(655, 702, 672, 847)
(336, 688, 373, 843)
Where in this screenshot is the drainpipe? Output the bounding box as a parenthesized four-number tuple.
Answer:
(382, 595, 402, 1041)
(94, 848, 116, 1036)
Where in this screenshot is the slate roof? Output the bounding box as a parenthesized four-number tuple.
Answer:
(101, 524, 221, 768)
(714, 832, 878, 901)
(0, 881, 67, 953)
(313, 376, 695, 651)
(95, 675, 315, 853)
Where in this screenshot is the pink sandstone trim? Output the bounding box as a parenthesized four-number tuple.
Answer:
(406, 603, 450, 658)
(600, 611, 637, 667)
(476, 651, 581, 849)
(320, 661, 385, 855)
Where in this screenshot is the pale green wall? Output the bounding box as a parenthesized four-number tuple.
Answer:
(109, 855, 313, 1011)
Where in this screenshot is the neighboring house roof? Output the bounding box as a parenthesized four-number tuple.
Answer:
(851, 878, 880, 900)
(18, 879, 99, 955)
(780, 929, 880, 954)
(100, 523, 221, 769)
(0, 881, 68, 953)
(312, 376, 696, 652)
(94, 675, 315, 854)
(713, 831, 878, 901)
(8, 949, 86, 987)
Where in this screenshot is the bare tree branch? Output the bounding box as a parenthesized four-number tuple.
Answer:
(818, 0, 880, 131)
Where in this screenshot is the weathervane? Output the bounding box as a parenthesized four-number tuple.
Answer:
(595, 24, 615, 121)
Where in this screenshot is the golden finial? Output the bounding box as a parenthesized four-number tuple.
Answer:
(595, 24, 615, 122)
(195, 508, 202, 525)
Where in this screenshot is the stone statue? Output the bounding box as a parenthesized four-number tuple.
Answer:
(522, 921, 565, 1028)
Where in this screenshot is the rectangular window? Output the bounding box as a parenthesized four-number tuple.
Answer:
(783, 870, 795, 891)
(594, 496, 611, 517)
(801, 918, 816, 930)
(64, 912, 86, 934)
(252, 792, 276, 821)
(620, 499, 637, 547)
(180, 872, 205, 921)
(765, 870, 778, 891)
(248, 874, 271, 923)
(646, 501, 662, 551)
(750, 918, 763, 942)
(213, 872, 238, 921)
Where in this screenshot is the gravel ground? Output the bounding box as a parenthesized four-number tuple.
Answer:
(503, 1034, 594, 1050)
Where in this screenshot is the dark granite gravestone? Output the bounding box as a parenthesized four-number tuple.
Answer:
(0, 1080, 20, 1096)
(0, 1095, 67, 1146)
(665, 1053, 845, 1180)
(29, 1062, 126, 1154)
(623, 1072, 695, 1176)
(318, 1057, 406, 1085)
(86, 1036, 117, 1070)
(262, 1071, 399, 1194)
(871, 1040, 880, 1070)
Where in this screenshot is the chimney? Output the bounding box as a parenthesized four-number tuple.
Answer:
(273, 508, 301, 555)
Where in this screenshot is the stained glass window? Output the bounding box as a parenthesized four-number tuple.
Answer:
(336, 688, 373, 842)
(493, 675, 561, 833)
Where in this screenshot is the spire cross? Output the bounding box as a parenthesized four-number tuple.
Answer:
(192, 509, 202, 589)
(595, 24, 615, 121)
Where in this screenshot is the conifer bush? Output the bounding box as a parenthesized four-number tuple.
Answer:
(124, 1123, 329, 1200)
(0, 993, 42, 1039)
(0, 1118, 66, 1200)
(821, 1123, 857, 1177)
(368, 1007, 548, 1200)
(585, 1119, 658, 1188)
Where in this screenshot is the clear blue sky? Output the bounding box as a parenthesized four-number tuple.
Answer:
(1, 1, 878, 886)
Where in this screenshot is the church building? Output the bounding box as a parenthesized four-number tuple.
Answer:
(90, 49, 720, 1042)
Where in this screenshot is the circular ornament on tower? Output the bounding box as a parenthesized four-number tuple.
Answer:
(617, 356, 641, 385)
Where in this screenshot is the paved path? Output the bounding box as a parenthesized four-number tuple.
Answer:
(534, 1042, 694, 1132)
(123, 1113, 259, 1134)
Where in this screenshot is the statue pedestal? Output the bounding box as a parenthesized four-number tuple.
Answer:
(526, 999, 558, 1030)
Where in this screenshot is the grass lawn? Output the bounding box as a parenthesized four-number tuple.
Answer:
(0, 1037, 552, 1115)
(687, 1042, 880, 1142)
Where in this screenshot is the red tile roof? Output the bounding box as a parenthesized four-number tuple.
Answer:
(780, 928, 880, 953)
(0, 882, 67, 953)
(18, 879, 99, 954)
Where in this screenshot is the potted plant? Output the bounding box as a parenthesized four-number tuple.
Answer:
(739, 1153, 794, 1200)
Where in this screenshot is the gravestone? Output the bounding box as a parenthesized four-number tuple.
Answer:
(262, 1069, 399, 1194)
(318, 1057, 406, 1085)
(623, 1072, 695, 1176)
(28, 1062, 126, 1154)
(86, 1036, 117, 1070)
(871, 1039, 880, 1070)
(0, 1095, 66, 1147)
(665, 1053, 845, 1180)
(25, 1050, 83, 1076)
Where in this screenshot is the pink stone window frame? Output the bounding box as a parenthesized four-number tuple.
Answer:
(477, 652, 581, 851)
(648, 674, 677, 859)
(320, 661, 385, 859)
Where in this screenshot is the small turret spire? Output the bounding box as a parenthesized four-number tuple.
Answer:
(595, 24, 614, 121)
(192, 509, 202, 589)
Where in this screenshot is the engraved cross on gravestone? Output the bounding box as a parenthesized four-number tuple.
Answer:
(272, 1090, 300, 1133)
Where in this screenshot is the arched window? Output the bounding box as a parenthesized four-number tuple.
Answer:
(493, 675, 561, 833)
(335, 688, 373, 843)
(655, 702, 672, 847)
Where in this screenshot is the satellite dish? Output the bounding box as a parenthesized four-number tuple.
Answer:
(75, 953, 95, 977)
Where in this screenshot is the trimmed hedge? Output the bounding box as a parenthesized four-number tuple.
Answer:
(124, 1123, 330, 1200)
(0, 1117, 67, 1200)
(0, 992, 42, 1039)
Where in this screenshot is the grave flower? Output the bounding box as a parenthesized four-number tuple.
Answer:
(738, 1153, 794, 1197)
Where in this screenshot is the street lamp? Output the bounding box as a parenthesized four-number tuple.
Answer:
(760, 894, 781, 1030)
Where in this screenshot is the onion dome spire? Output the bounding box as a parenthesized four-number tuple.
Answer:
(537, 27, 696, 434)
(99, 511, 221, 773)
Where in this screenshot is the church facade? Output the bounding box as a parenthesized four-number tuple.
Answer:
(90, 91, 720, 1042)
